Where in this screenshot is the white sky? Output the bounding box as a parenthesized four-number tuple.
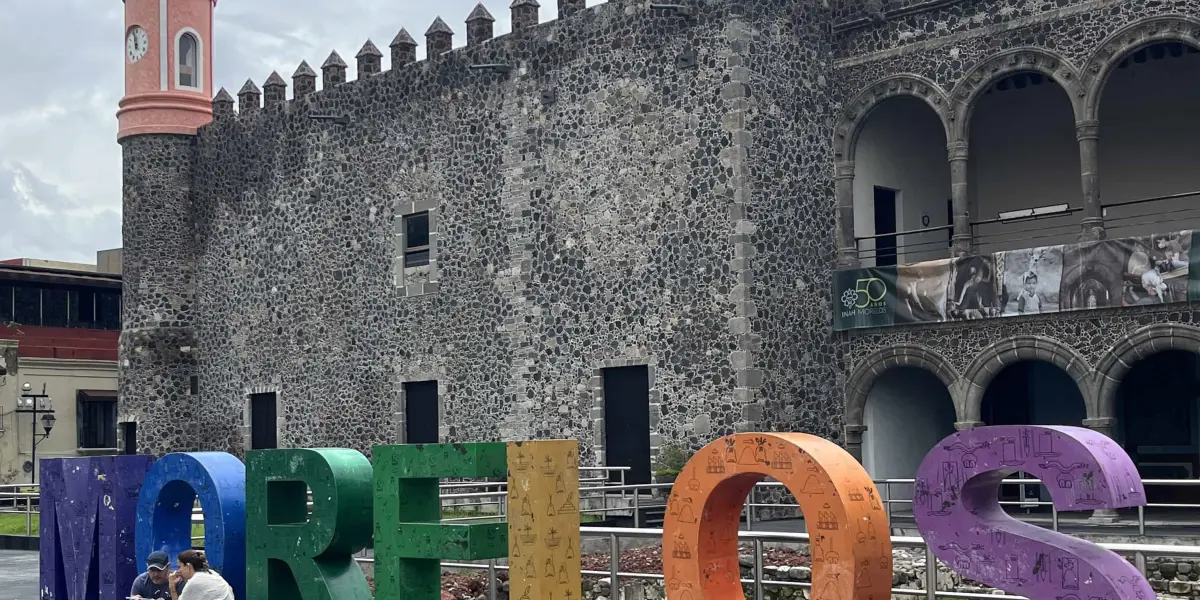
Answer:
(0, 0, 603, 263)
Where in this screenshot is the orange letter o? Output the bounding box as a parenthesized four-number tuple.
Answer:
(661, 433, 892, 600)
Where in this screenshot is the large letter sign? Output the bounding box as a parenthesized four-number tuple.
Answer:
(40, 456, 154, 600)
(506, 440, 583, 600)
(373, 443, 508, 600)
(245, 448, 374, 600)
(913, 425, 1153, 600)
(661, 433, 892, 600)
(136, 452, 247, 599)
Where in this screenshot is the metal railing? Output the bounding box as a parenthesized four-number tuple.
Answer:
(11, 472, 1200, 540)
(852, 189, 1200, 262)
(351, 525, 1200, 600)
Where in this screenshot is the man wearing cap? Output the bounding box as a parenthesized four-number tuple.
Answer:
(130, 550, 184, 599)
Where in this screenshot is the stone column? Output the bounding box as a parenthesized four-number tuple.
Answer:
(948, 141, 973, 256)
(844, 424, 866, 463)
(1083, 417, 1120, 523)
(835, 160, 859, 268)
(1077, 119, 1105, 241)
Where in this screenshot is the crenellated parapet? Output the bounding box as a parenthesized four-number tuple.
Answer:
(205, 0, 713, 126)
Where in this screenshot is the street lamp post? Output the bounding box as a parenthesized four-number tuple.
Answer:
(15, 382, 56, 484)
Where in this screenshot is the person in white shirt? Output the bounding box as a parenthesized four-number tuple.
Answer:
(169, 549, 234, 600)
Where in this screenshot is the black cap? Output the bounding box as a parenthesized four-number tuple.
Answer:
(147, 551, 169, 570)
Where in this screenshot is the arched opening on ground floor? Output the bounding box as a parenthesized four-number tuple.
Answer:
(1115, 349, 1200, 506)
(862, 366, 956, 504)
(980, 360, 1087, 507)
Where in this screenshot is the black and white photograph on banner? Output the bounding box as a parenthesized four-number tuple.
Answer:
(998, 245, 1064, 316)
(948, 255, 1001, 319)
(1060, 240, 1124, 310)
(895, 259, 953, 323)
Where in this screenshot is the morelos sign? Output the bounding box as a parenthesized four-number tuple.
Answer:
(41, 427, 1152, 600)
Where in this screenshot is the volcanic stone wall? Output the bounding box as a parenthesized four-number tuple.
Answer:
(183, 0, 842, 459)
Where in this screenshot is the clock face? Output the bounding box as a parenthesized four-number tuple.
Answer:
(126, 26, 149, 63)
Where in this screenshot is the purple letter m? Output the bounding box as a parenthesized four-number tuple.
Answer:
(40, 456, 154, 600)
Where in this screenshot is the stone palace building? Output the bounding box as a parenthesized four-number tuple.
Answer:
(116, 0, 1200, 490)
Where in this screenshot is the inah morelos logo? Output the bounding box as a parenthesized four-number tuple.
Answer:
(841, 289, 858, 309)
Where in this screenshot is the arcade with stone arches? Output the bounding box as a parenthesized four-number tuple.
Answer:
(845, 323, 1200, 515)
(833, 16, 1200, 267)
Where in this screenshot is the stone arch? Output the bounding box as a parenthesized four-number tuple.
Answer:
(832, 74, 954, 163)
(1082, 15, 1200, 120)
(1094, 323, 1200, 421)
(845, 343, 960, 427)
(949, 47, 1085, 142)
(961, 335, 1092, 423)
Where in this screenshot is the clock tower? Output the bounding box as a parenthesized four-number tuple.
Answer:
(117, 0, 217, 138)
(117, 0, 218, 455)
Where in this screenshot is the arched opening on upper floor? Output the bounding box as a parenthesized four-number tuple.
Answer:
(1114, 349, 1200, 508)
(861, 366, 957, 507)
(968, 72, 1080, 254)
(979, 360, 1086, 510)
(852, 96, 952, 267)
(1098, 42, 1200, 237)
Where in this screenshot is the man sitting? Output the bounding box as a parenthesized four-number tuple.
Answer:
(130, 550, 184, 599)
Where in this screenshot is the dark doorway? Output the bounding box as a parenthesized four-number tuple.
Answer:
(1116, 350, 1199, 505)
(249, 392, 278, 450)
(981, 360, 1086, 505)
(120, 422, 137, 455)
(602, 366, 652, 485)
(873, 186, 898, 266)
(403, 380, 439, 444)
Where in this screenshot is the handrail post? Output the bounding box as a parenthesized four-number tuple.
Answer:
(754, 537, 765, 600)
(884, 480, 892, 524)
(925, 545, 938, 600)
(633, 487, 641, 528)
(1052, 504, 1059, 531)
(609, 532, 620, 595)
(488, 559, 497, 600)
(1138, 505, 1146, 536)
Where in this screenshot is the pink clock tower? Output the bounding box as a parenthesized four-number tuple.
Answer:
(117, 0, 217, 139)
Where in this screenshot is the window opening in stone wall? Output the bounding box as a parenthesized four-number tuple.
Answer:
(403, 212, 431, 267)
(178, 33, 198, 88)
(602, 365, 652, 486)
(77, 390, 118, 450)
(403, 380, 439, 444)
(873, 187, 898, 267)
(189, 376, 199, 395)
(120, 422, 138, 455)
(250, 392, 278, 449)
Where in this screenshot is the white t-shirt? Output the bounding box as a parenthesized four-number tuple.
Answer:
(179, 571, 235, 600)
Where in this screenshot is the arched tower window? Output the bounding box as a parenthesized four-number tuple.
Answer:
(176, 31, 200, 90)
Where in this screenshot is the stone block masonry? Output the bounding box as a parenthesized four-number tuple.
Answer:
(160, 0, 842, 460)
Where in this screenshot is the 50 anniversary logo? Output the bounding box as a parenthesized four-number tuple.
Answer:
(41, 427, 1151, 600)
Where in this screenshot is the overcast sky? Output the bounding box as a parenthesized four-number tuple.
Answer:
(0, 0, 601, 264)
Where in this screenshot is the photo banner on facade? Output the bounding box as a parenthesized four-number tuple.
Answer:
(833, 230, 1198, 331)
